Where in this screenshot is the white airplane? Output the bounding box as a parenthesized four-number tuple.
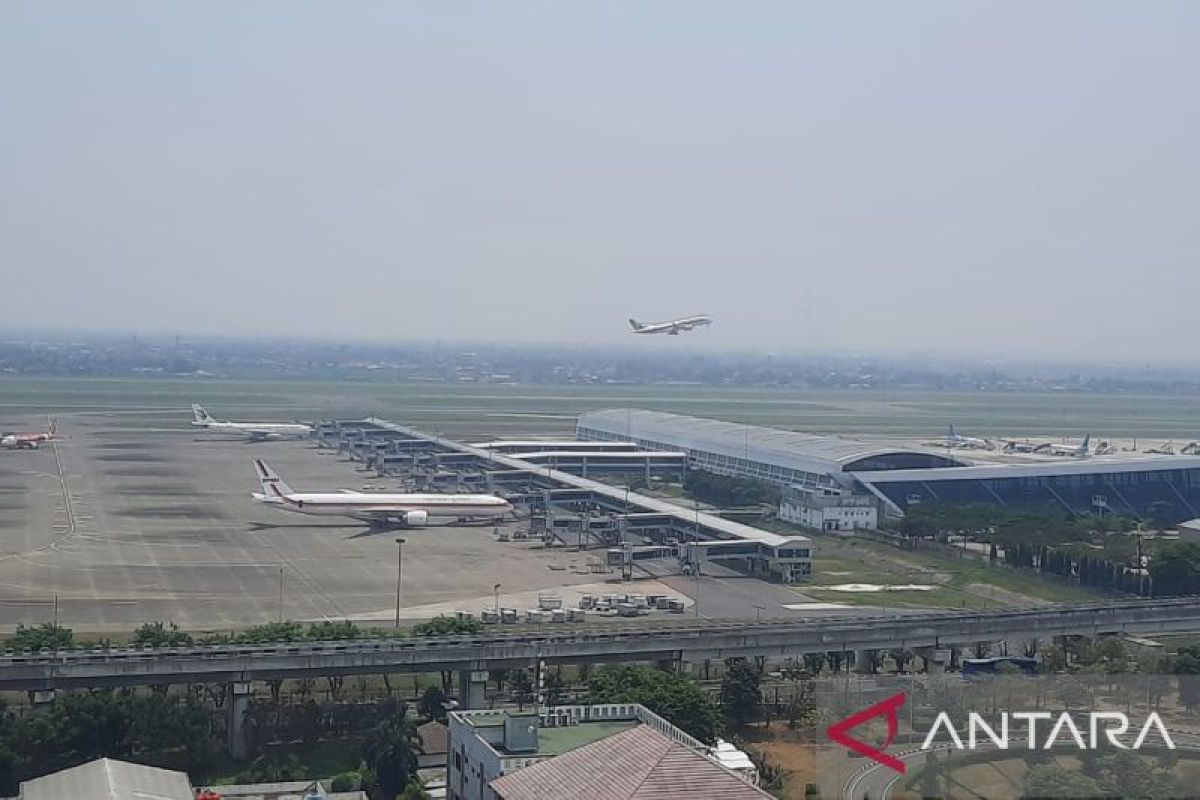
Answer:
(192, 405, 311, 441)
(251, 459, 513, 527)
(1036, 435, 1090, 458)
(628, 315, 712, 336)
(935, 423, 993, 450)
(0, 418, 57, 450)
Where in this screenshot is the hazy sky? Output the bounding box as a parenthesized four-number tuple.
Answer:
(2, 3, 1197, 361)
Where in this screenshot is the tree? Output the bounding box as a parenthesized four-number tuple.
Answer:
(411, 616, 483, 637)
(1022, 764, 1101, 799)
(1174, 646, 1200, 713)
(397, 780, 431, 800)
(588, 665, 719, 743)
(8, 623, 72, 652)
(417, 686, 449, 722)
(363, 716, 422, 800)
(1095, 751, 1177, 799)
(242, 751, 302, 782)
(720, 659, 761, 729)
(543, 668, 567, 707)
(1150, 541, 1200, 595)
(131, 621, 193, 648)
(306, 620, 362, 640)
(509, 669, 534, 711)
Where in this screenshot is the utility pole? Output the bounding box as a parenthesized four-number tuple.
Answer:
(494, 582, 502, 616)
(394, 538, 407, 628)
(278, 566, 284, 623)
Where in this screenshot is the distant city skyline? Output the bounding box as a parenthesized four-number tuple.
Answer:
(3, 3, 1198, 362)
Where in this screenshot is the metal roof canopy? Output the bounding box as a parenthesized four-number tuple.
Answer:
(366, 418, 809, 549)
(854, 454, 1200, 483)
(577, 409, 967, 474)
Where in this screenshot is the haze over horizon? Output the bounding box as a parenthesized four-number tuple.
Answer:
(2, 3, 1197, 363)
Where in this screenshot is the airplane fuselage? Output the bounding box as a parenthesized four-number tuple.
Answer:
(252, 490, 512, 521)
(195, 420, 311, 438)
(630, 315, 712, 335)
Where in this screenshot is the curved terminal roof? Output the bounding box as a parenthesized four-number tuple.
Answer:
(577, 409, 968, 476)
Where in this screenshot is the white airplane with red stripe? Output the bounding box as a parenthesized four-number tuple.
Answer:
(1, 418, 57, 450)
(251, 459, 512, 527)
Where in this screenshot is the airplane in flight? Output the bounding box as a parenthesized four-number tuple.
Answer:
(1036, 435, 1091, 458)
(251, 459, 513, 527)
(628, 315, 712, 336)
(929, 423, 993, 450)
(192, 405, 312, 440)
(0, 419, 57, 450)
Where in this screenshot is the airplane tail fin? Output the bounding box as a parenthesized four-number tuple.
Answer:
(628, 318, 644, 331)
(254, 459, 294, 497)
(1080, 434, 1090, 454)
(192, 404, 212, 425)
(48, 418, 57, 437)
(948, 422, 957, 439)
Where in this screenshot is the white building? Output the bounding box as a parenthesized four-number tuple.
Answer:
(779, 485, 878, 532)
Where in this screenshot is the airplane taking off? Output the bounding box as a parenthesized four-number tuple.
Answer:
(0, 419, 57, 450)
(251, 459, 513, 527)
(628, 315, 712, 336)
(192, 405, 311, 441)
(1036, 435, 1091, 458)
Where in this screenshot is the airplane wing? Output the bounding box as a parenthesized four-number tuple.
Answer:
(243, 430, 281, 441)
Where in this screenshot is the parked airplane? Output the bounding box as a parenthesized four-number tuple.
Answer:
(1001, 438, 1044, 454)
(933, 423, 993, 450)
(192, 405, 311, 440)
(0, 419, 57, 450)
(251, 459, 513, 527)
(628, 315, 712, 336)
(1036, 435, 1090, 458)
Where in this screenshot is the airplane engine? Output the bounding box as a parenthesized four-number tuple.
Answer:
(403, 510, 429, 528)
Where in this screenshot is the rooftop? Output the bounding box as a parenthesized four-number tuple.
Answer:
(535, 721, 639, 756)
(488, 724, 771, 800)
(577, 409, 967, 473)
(19, 758, 194, 800)
(367, 417, 809, 549)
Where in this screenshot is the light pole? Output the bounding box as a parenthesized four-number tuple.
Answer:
(278, 566, 284, 623)
(754, 604, 765, 623)
(494, 582, 502, 616)
(394, 538, 407, 629)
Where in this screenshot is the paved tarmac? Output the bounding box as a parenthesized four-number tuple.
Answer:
(0, 414, 606, 633)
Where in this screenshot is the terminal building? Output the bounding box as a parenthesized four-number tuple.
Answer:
(577, 409, 1200, 524)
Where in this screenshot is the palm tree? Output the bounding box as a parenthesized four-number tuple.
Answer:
(364, 715, 423, 800)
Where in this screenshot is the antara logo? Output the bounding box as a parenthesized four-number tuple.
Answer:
(827, 692, 1176, 775)
(826, 692, 908, 773)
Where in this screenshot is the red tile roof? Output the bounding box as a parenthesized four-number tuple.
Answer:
(488, 724, 771, 800)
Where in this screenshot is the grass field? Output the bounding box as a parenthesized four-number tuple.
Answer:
(4, 377, 1200, 440)
(803, 537, 1102, 609)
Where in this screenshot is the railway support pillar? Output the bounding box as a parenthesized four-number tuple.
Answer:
(853, 649, 875, 674)
(916, 647, 950, 675)
(457, 669, 488, 710)
(227, 681, 253, 760)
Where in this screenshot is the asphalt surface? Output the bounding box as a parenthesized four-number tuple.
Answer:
(0, 414, 606, 633)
